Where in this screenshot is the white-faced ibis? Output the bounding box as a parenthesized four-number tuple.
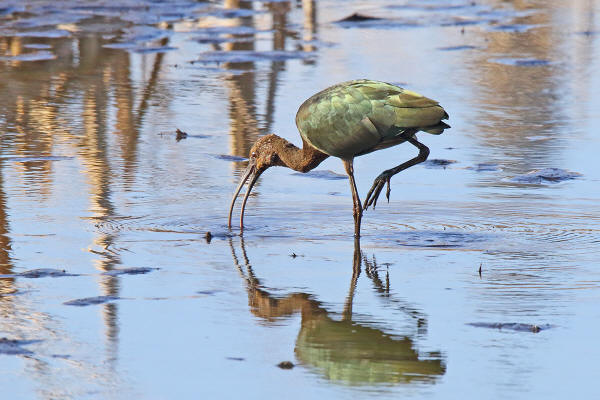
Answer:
(228, 79, 450, 237)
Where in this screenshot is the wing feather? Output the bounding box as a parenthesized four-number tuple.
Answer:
(296, 80, 449, 158)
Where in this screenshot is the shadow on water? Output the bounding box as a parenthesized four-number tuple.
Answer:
(230, 237, 446, 386)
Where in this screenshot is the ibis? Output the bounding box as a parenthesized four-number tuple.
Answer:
(228, 79, 450, 237)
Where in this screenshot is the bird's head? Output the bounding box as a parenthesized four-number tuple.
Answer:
(228, 134, 282, 230)
(248, 134, 283, 171)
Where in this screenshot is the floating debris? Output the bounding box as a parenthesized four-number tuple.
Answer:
(64, 295, 120, 306)
(101, 267, 158, 276)
(226, 356, 245, 361)
(277, 361, 295, 369)
(467, 322, 551, 333)
(335, 15, 421, 29)
(176, 128, 188, 142)
(337, 13, 383, 22)
(508, 168, 581, 184)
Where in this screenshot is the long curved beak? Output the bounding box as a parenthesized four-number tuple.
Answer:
(228, 160, 264, 230)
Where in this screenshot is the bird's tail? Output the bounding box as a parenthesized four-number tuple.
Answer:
(422, 120, 450, 135)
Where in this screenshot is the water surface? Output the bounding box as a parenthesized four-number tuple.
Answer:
(1, 0, 600, 398)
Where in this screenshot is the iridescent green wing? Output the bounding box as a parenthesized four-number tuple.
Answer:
(384, 87, 449, 135)
(296, 80, 382, 158)
(296, 80, 448, 158)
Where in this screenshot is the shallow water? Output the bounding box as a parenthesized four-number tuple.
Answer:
(1, 0, 600, 398)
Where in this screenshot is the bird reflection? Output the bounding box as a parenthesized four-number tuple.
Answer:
(0, 157, 14, 296)
(229, 238, 446, 385)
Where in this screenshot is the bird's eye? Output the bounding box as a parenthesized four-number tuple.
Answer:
(270, 154, 278, 163)
(251, 152, 257, 158)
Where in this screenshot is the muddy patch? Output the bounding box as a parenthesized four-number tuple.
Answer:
(0, 338, 42, 356)
(101, 267, 159, 276)
(195, 50, 315, 64)
(508, 168, 581, 184)
(64, 295, 120, 307)
(13, 29, 72, 38)
(0, 50, 56, 61)
(491, 58, 553, 67)
(14, 268, 78, 278)
(489, 23, 538, 33)
(467, 322, 552, 333)
(334, 15, 420, 29)
(465, 163, 502, 172)
(437, 45, 480, 51)
(424, 159, 457, 168)
(337, 13, 384, 23)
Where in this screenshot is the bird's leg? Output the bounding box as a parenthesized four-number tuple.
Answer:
(363, 134, 430, 210)
(343, 159, 363, 238)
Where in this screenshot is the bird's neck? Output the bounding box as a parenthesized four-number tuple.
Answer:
(271, 135, 329, 173)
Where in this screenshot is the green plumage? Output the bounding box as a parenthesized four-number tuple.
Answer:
(295, 79, 449, 159)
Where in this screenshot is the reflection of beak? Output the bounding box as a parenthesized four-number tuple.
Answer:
(228, 159, 264, 230)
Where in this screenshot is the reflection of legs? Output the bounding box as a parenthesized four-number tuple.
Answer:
(363, 135, 430, 210)
(363, 255, 390, 295)
(343, 159, 363, 238)
(342, 237, 362, 321)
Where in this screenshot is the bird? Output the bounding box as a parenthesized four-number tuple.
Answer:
(228, 79, 450, 237)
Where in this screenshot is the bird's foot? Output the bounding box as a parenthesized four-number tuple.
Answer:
(363, 172, 392, 210)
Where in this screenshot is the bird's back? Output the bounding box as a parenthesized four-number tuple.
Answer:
(295, 79, 449, 159)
